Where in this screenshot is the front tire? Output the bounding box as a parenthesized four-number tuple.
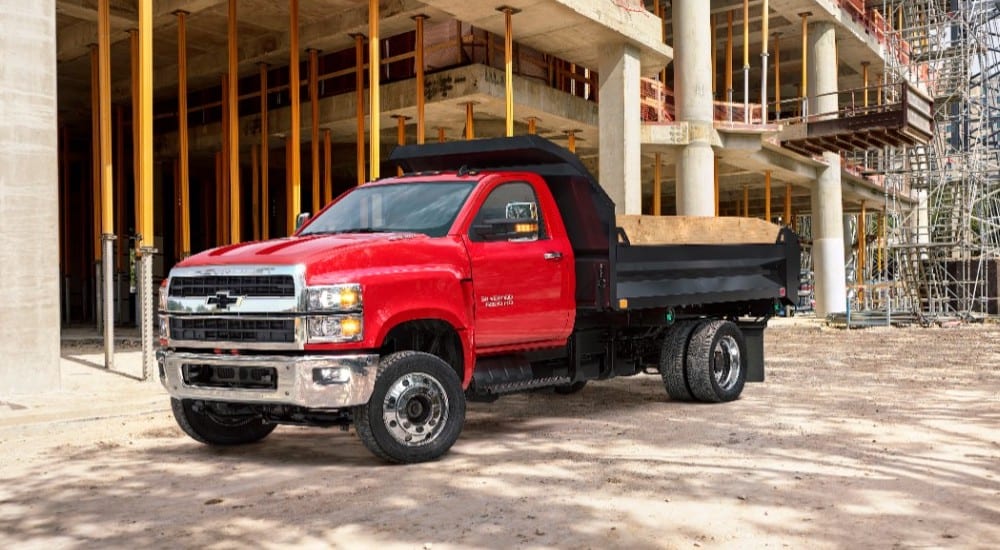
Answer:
(684, 320, 747, 402)
(354, 351, 466, 464)
(171, 399, 276, 445)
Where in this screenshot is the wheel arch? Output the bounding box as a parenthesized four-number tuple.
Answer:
(378, 315, 473, 388)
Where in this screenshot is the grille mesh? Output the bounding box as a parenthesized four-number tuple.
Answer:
(170, 317, 295, 343)
(169, 275, 295, 298)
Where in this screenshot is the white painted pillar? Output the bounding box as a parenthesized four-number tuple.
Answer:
(0, 0, 61, 393)
(598, 42, 641, 214)
(672, 0, 716, 216)
(808, 21, 847, 315)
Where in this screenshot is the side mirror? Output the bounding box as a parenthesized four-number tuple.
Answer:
(473, 218, 539, 242)
(294, 212, 311, 232)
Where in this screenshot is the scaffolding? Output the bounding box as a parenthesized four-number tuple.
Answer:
(854, 0, 1000, 321)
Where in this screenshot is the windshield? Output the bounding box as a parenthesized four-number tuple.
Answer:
(299, 181, 475, 238)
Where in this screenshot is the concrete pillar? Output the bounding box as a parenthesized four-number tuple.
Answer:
(672, 0, 715, 216)
(807, 21, 846, 315)
(808, 22, 838, 119)
(598, 42, 641, 214)
(0, 1, 61, 393)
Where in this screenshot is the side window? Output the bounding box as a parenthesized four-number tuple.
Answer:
(469, 182, 546, 242)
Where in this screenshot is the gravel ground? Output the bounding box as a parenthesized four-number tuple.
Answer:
(1, 321, 998, 549)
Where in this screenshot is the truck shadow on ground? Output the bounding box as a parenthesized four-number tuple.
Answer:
(2, 326, 999, 548)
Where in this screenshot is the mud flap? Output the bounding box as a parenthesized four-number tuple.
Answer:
(739, 323, 766, 382)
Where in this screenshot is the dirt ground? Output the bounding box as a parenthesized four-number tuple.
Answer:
(1, 321, 998, 549)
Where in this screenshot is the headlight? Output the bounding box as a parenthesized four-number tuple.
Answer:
(306, 284, 362, 312)
(307, 315, 363, 343)
(159, 280, 169, 311)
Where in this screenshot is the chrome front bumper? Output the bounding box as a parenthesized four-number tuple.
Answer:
(158, 351, 380, 409)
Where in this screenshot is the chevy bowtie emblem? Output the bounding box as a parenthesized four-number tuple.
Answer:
(207, 291, 243, 310)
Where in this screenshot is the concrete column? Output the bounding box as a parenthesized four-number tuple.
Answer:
(807, 21, 846, 315)
(0, 0, 61, 393)
(598, 42, 641, 214)
(672, 0, 716, 216)
(808, 22, 838, 119)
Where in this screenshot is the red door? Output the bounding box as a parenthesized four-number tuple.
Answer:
(463, 179, 574, 349)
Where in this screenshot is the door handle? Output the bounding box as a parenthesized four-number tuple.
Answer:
(543, 251, 563, 261)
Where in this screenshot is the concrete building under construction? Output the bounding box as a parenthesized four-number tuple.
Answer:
(5, 0, 996, 393)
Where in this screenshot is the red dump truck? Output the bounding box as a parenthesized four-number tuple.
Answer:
(158, 136, 799, 463)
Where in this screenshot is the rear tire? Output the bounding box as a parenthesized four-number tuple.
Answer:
(659, 321, 698, 401)
(354, 351, 466, 464)
(171, 399, 276, 445)
(684, 320, 747, 402)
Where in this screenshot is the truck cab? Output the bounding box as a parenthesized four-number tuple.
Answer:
(159, 136, 799, 463)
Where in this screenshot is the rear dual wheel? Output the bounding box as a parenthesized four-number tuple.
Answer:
(660, 320, 747, 403)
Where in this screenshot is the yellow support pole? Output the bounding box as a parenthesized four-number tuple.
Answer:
(259, 63, 270, 239)
(289, 0, 302, 233)
(714, 156, 720, 217)
(414, 15, 427, 144)
(130, 30, 140, 251)
(393, 114, 408, 176)
(566, 130, 577, 153)
(215, 151, 223, 244)
(465, 103, 475, 139)
(862, 61, 870, 108)
(228, 0, 241, 243)
(500, 7, 517, 137)
(784, 183, 792, 226)
(98, 0, 113, 241)
(858, 202, 867, 300)
(323, 129, 332, 204)
(800, 12, 810, 118)
(251, 144, 260, 240)
(743, 184, 749, 217)
(355, 34, 365, 186)
(653, 153, 662, 216)
(139, 0, 153, 248)
(437, 127, 446, 143)
(877, 73, 883, 105)
(773, 33, 781, 117)
(764, 171, 772, 221)
(527, 117, 538, 135)
(115, 105, 124, 269)
(90, 45, 101, 262)
(285, 138, 292, 230)
(369, 0, 381, 180)
(726, 10, 734, 103)
(176, 11, 191, 257)
(309, 48, 320, 214)
(221, 74, 231, 244)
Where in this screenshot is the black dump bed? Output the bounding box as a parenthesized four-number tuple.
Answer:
(390, 136, 800, 314)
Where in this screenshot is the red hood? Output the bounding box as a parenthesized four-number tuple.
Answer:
(178, 233, 470, 282)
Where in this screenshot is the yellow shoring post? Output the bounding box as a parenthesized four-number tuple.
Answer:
(743, 184, 749, 217)
(438, 127, 446, 143)
(800, 12, 811, 119)
(309, 48, 320, 214)
(414, 15, 427, 144)
(653, 153, 662, 216)
(566, 130, 577, 154)
(764, 171, 772, 221)
(527, 116, 538, 135)
(784, 183, 792, 227)
(289, 0, 302, 233)
(130, 30, 140, 251)
(714, 156, 720, 217)
(393, 114, 408, 176)
(90, 45, 101, 262)
(499, 7, 518, 137)
(323, 129, 332, 204)
(115, 105, 124, 269)
(773, 33, 781, 117)
(221, 73, 231, 244)
(862, 61, 870, 108)
(98, 0, 113, 241)
(215, 152, 223, 244)
(858, 202, 867, 302)
(465, 103, 475, 139)
(354, 34, 365, 186)
(743, 0, 750, 122)
(726, 10, 734, 109)
(251, 144, 260, 240)
(139, 0, 153, 249)
(176, 11, 191, 257)
(228, 0, 241, 243)
(369, 0, 381, 180)
(259, 63, 270, 239)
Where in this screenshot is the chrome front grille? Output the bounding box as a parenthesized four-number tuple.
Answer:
(169, 275, 295, 298)
(169, 317, 295, 344)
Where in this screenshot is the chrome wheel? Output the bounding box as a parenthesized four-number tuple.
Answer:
(382, 371, 449, 447)
(712, 334, 742, 392)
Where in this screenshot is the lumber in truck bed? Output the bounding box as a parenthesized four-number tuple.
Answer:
(616, 215, 784, 245)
